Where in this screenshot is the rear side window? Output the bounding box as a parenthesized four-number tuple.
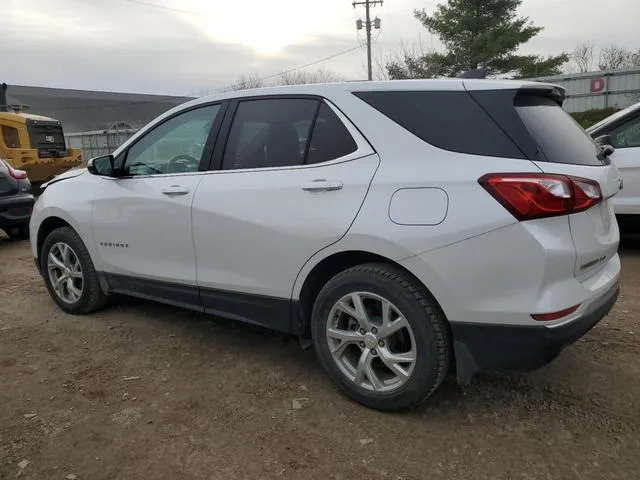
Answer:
(515, 95, 602, 166)
(2, 126, 20, 148)
(306, 103, 357, 164)
(354, 91, 524, 159)
(223, 98, 318, 170)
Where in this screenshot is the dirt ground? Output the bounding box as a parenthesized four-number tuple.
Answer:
(1, 234, 639, 480)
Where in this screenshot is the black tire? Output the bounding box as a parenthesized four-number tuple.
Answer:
(6, 224, 29, 241)
(311, 263, 451, 411)
(41, 226, 109, 315)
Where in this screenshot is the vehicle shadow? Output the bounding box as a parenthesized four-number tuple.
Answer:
(110, 294, 319, 369)
(108, 295, 612, 421)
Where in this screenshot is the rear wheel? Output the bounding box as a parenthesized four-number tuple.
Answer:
(41, 227, 108, 314)
(311, 263, 450, 411)
(5, 224, 29, 241)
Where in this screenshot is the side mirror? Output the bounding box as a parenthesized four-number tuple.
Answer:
(593, 134, 615, 158)
(87, 155, 116, 177)
(594, 134, 613, 147)
(601, 144, 615, 157)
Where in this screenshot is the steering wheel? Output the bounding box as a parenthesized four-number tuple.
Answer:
(167, 154, 199, 173)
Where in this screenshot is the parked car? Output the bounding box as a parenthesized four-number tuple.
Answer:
(0, 159, 33, 240)
(30, 80, 621, 411)
(587, 101, 640, 230)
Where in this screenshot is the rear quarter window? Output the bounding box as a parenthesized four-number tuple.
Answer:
(353, 90, 524, 159)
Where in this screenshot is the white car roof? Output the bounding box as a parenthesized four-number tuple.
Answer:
(188, 78, 559, 105)
(113, 79, 560, 157)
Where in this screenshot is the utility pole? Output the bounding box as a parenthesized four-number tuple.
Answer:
(353, 0, 383, 81)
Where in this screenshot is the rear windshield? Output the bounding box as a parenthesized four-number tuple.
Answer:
(515, 95, 602, 166)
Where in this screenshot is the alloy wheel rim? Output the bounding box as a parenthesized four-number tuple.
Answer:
(326, 292, 416, 392)
(47, 242, 84, 304)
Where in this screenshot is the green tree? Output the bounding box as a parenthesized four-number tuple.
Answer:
(387, 0, 568, 79)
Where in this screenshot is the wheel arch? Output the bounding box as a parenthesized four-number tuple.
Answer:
(33, 202, 95, 265)
(36, 216, 73, 266)
(294, 249, 450, 338)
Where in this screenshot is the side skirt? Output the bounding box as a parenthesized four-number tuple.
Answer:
(102, 273, 297, 334)
(105, 273, 203, 312)
(200, 288, 293, 334)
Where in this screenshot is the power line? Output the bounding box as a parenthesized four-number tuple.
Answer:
(215, 44, 364, 92)
(30, 0, 367, 109)
(30, 44, 364, 110)
(121, 0, 198, 15)
(119, 0, 354, 45)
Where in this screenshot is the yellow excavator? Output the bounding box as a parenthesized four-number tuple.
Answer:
(0, 83, 82, 185)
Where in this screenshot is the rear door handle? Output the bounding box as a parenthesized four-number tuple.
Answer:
(302, 179, 344, 192)
(161, 185, 190, 196)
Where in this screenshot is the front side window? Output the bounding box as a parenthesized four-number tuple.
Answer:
(123, 105, 220, 176)
(222, 98, 318, 170)
(2, 126, 20, 149)
(609, 116, 640, 149)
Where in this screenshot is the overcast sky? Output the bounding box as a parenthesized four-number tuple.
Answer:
(3, 0, 639, 95)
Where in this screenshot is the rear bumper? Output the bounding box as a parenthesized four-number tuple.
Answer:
(0, 194, 34, 228)
(451, 282, 619, 384)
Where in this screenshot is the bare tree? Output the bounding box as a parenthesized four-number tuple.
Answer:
(230, 73, 264, 91)
(599, 45, 633, 71)
(570, 43, 595, 73)
(279, 68, 344, 85)
(373, 52, 391, 80)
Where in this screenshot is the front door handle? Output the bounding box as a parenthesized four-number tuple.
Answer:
(302, 179, 344, 192)
(161, 185, 190, 196)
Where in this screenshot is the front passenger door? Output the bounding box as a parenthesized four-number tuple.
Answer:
(608, 114, 640, 215)
(92, 104, 224, 304)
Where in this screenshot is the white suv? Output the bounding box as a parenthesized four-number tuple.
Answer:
(30, 80, 621, 411)
(587, 101, 640, 230)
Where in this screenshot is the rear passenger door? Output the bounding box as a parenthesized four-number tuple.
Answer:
(191, 96, 378, 331)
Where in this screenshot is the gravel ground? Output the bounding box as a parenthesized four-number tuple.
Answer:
(1, 234, 639, 479)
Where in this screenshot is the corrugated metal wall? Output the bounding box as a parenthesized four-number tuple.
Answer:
(66, 128, 138, 163)
(528, 68, 640, 112)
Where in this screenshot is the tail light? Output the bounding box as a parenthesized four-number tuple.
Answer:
(1, 160, 28, 180)
(479, 173, 602, 221)
(8, 166, 28, 180)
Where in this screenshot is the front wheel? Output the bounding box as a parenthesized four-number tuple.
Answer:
(311, 263, 451, 411)
(41, 226, 108, 314)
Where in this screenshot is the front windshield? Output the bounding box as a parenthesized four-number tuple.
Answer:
(587, 101, 640, 133)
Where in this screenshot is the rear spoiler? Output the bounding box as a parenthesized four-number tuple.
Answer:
(458, 70, 566, 106)
(518, 85, 566, 106)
